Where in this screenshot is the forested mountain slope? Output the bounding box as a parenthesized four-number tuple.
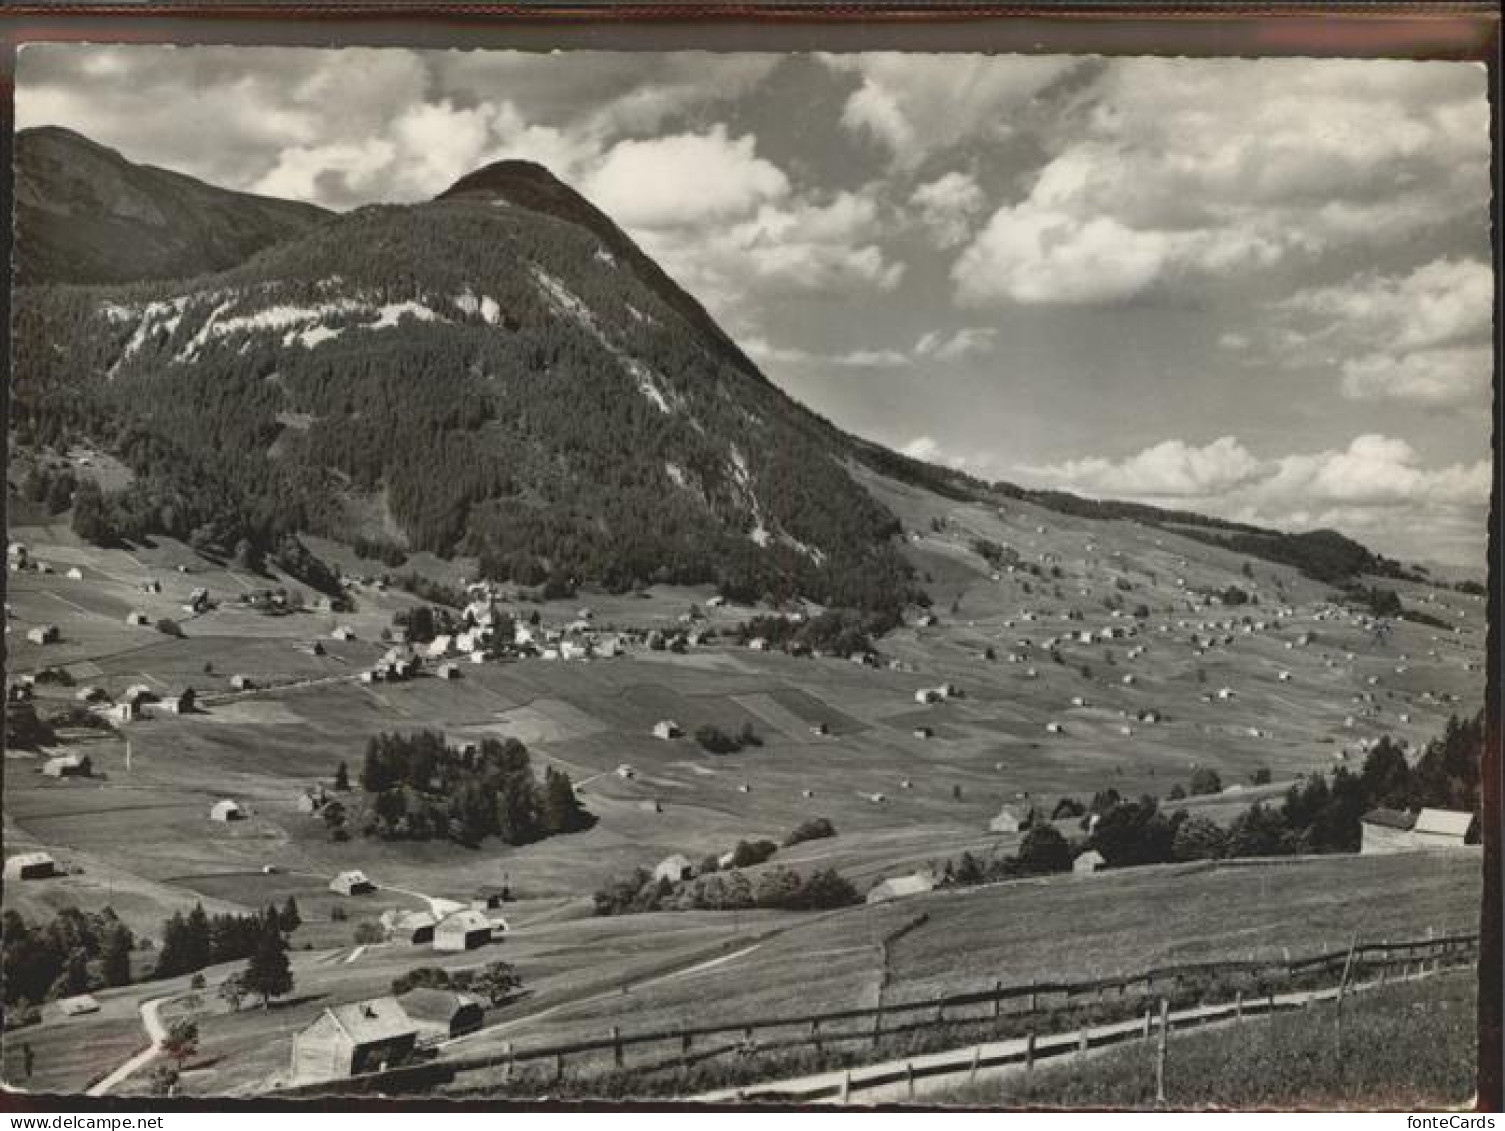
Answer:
(13, 158, 915, 611)
(14, 127, 331, 285)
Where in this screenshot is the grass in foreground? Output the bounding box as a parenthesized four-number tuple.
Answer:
(937, 970, 1478, 1110)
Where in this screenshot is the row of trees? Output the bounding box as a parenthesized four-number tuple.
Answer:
(154, 899, 300, 980)
(2, 907, 135, 1014)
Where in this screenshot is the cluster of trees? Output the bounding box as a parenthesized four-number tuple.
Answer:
(594, 864, 860, 917)
(393, 604, 464, 645)
(1083, 712, 1483, 868)
(939, 824, 1076, 890)
(2, 907, 135, 1017)
(357, 730, 592, 846)
(389, 960, 521, 1005)
(784, 817, 837, 847)
(154, 899, 300, 979)
(695, 722, 762, 755)
(735, 608, 898, 658)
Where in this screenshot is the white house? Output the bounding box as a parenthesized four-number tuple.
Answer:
(652, 720, 682, 740)
(26, 625, 59, 645)
(330, 870, 375, 896)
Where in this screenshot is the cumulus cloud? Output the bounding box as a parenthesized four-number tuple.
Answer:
(901, 436, 941, 460)
(950, 58, 1489, 306)
(1274, 257, 1493, 407)
(584, 126, 790, 228)
(1019, 433, 1490, 565)
(909, 171, 985, 248)
(746, 325, 996, 373)
(822, 54, 1078, 168)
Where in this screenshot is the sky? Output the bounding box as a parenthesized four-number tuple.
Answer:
(15, 45, 1494, 569)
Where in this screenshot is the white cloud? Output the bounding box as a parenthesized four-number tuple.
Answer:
(1018, 433, 1490, 564)
(909, 171, 985, 248)
(1273, 257, 1494, 407)
(914, 327, 996, 362)
(950, 58, 1489, 306)
(1339, 347, 1491, 406)
(901, 436, 941, 460)
(1022, 436, 1265, 499)
(822, 54, 1078, 168)
(584, 125, 790, 228)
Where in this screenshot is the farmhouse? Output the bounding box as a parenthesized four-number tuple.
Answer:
(297, 788, 328, 814)
(1360, 809, 1417, 854)
(43, 754, 90, 779)
(65, 567, 84, 580)
(210, 799, 244, 822)
(433, 910, 494, 952)
(652, 720, 682, 740)
(291, 998, 418, 1083)
(230, 674, 255, 691)
(437, 662, 460, 680)
(653, 854, 694, 884)
(4, 851, 57, 880)
(989, 805, 1035, 834)
(125, 612, 150, 627)
(379, 909, 437, 945)
(26, 625, 59, 645)
(330, 870, 376, 896)
(1073, 849, 1106, 874)
(866, 871, 935, 905)
(74, 686, 109, 703)
(111, 701, 141, 722)
(400, 988, 485, 1043)
(332, 626, 356, 641)
(1413, 808, 1478, 849)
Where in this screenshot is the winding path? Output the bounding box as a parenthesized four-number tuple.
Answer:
(87, 996, 170, 1097)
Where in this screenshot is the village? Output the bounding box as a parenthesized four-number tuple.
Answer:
(1, 450, 1486, 1098)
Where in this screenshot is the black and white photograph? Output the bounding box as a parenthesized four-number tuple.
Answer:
(1, 25, 1495, 1110)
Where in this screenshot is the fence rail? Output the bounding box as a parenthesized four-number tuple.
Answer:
(273, 928, 1478, 1097)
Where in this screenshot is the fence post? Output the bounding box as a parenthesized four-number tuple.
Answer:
(1077, 1025, 1088, 1059)
(872, 1003, 884, 1048)
(1379, 942, 1389, 985)
(1154, 998, 1169, 1107)
(1235, 991, 1243, 1024)
(1029, 983, 1038, 1014)
(993, 980, 1003, 1021)
(969, 1044, 982, 1085)
(612, 1026, 623, 1069)
(1142, 1009, 1151, 1041)
(811, 1016, 822, 1054)
(906, 1061, 915, 1100)
(501, 1041, 513, 1085)
(1026, 1029, 1036, 1073)
(553, 1051, 564, 1085)
(839, 1070, 850, 1104)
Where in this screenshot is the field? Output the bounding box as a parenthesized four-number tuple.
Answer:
(1, 465, 1487, 1099)
(936, 969, 1479, 1110)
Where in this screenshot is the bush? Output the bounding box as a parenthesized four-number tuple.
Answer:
(353, 921, 384, 945)
(784, 817, 836, 847)
(156, 618, 184, 637)
(1188, 767, 1223, 796)
(1016, 825, 1072, 875)
(729, 839, 778, 868)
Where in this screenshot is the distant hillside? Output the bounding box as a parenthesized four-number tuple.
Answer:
(14, 127, 331, 285)
(12, 153, 916, 613)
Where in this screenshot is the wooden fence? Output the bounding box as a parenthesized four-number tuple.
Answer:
(274, 928, 1478, 1098)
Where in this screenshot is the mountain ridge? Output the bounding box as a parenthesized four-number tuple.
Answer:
(9, 130, 1422, 608)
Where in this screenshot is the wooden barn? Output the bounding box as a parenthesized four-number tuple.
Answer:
(4, 851, 57, 880)
(433, 910, 493, 952)
(399, 988, 485, 1043)
(652, 854, 693, 884)
(210, 799, 244, 822)
(160, 688, 196, 714)
(379, 909, 437, 945)
(1073, 849, 1106, 874)
(43, 754, 90, 779)
(330, 870, 376, 896)
(866, 871, 935, 905)
(290, 998, 418, 1083)
(651, 720, 683, 740)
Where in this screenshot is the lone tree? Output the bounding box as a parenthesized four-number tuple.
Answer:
(467, 960, 523, 1006)
(333, 761, 351, 791)
(241, 915, 292, 1009)
(162, 1019, 199, 1069)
